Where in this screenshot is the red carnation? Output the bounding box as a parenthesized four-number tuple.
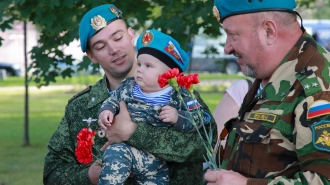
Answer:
(158, 68, 181, 88)
(75, 128, 96, 164)
(75, 142, 93, 164)
(177, 74, 199, 90)
(158, 75, 169, 88)
(188, 74, 199, 84)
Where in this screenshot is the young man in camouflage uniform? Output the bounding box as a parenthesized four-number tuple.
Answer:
(205, 0, 330, 185)
(43, 4, 217, 185)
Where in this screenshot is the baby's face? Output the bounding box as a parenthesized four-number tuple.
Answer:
(135, 54, 170, 93)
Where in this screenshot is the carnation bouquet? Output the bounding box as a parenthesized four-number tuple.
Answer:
(158, 68, 220, 170)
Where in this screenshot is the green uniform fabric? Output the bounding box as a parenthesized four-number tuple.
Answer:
(43, 76, 217, 185)
(222, 32, 330, 185)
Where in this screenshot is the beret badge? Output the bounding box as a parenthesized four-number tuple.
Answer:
(109, 5, 122, 18)
(212, 6, 220, 22)
(141, 31, 154, 46)
(90, 15, 107, 31)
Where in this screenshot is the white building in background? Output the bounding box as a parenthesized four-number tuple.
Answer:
(0, 22, 85, 75)
(0, 22, 38, 73)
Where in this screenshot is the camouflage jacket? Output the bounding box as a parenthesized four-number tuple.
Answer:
(222, 32, 330, 185)
(43, 76, 217, 185)
(99, 77, 210, 132)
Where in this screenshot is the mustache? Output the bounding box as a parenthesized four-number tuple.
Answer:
(232, 52, 241, 58)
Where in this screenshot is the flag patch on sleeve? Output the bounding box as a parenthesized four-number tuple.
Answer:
(187, 100, 200, 110)
(307, 100, 330, 119)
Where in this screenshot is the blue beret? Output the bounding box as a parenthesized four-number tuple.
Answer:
(213, 0, 297, 23)
(136, 29, 189, 72)
(79, 4, 123, 52)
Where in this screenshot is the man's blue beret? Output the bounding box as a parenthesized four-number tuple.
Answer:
(213, 0, 297, 23)
(136, 29, 189, 72)
(79, 4, 123, 52)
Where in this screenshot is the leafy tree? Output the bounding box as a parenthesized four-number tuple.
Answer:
(0, 0, 326, 86)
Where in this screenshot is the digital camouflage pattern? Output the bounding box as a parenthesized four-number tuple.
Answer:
(99, 77, 209, 132)
(99, 143, 169, 185)
(98, 77, 210, 184)
(43, 76, 217, 185)
(221, 32, 330, 185)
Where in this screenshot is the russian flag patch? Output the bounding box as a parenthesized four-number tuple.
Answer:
(187, 100, 200, 111)
(307, 100, 330, 119)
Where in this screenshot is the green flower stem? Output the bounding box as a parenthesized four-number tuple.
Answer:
(176, 87, 219, 170)
(92, 153, 102, 163)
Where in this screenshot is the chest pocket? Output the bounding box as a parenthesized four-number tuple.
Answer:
(235, 111, 280, 144)
(227, 111, 280, 177)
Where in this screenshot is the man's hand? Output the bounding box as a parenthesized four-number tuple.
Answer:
(204, 169, 247, 185)
(101, 101, 137, 151)
(88, 161, 102, 185)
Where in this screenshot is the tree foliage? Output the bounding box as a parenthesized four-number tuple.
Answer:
(0, 0, 326, 86)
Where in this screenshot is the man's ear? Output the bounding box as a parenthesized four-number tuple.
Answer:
(263, 20, 277, 45)
(86, 50, 98, 64)
(127, 27, 135, 46)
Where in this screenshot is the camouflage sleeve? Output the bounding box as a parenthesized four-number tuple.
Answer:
(43, 114, 92, 185)
(173, 102, 212, 132)
(257, 91, 330, 185)
(127, 90, 218, 163)
(98, 91, 120, 115)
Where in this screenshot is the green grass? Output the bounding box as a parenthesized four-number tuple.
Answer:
(0, 88, 222, 185)
(0, 74, 104, 87)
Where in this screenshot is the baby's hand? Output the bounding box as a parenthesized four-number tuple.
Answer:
(159, 105, 178, 124)
(98, 110, 114, 129)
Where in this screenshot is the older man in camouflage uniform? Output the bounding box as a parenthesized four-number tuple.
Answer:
(205, 0, 330, 185)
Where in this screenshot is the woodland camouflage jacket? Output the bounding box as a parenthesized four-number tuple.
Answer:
(43, 76, 217, 185)
(222, 32, 330, 185)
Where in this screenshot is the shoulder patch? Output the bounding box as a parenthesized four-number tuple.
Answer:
(187, 100, 201, 110)
(311, 120, 330, 152)
(307, 100, 330, 119)
(203, 111, 211, 125)
(68, 86, 92, 103)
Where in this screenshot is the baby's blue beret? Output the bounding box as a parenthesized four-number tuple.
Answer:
(79, 4, 123, 52)
(213, 0, 297, 23)
(136, 29, 189, 72)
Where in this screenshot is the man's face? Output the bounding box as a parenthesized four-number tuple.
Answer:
(222, 15, 266, 79)
(86, 19, 136, 80)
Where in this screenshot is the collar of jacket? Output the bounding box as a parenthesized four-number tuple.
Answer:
(251, 32, 316, 102)
(87, 75, 110, 109)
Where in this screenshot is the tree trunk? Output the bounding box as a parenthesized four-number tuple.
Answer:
(23, 20, 30, 147)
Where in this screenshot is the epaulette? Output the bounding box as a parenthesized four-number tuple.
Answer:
(68, 85, 92, 103)
(295, 68, 322, 97)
